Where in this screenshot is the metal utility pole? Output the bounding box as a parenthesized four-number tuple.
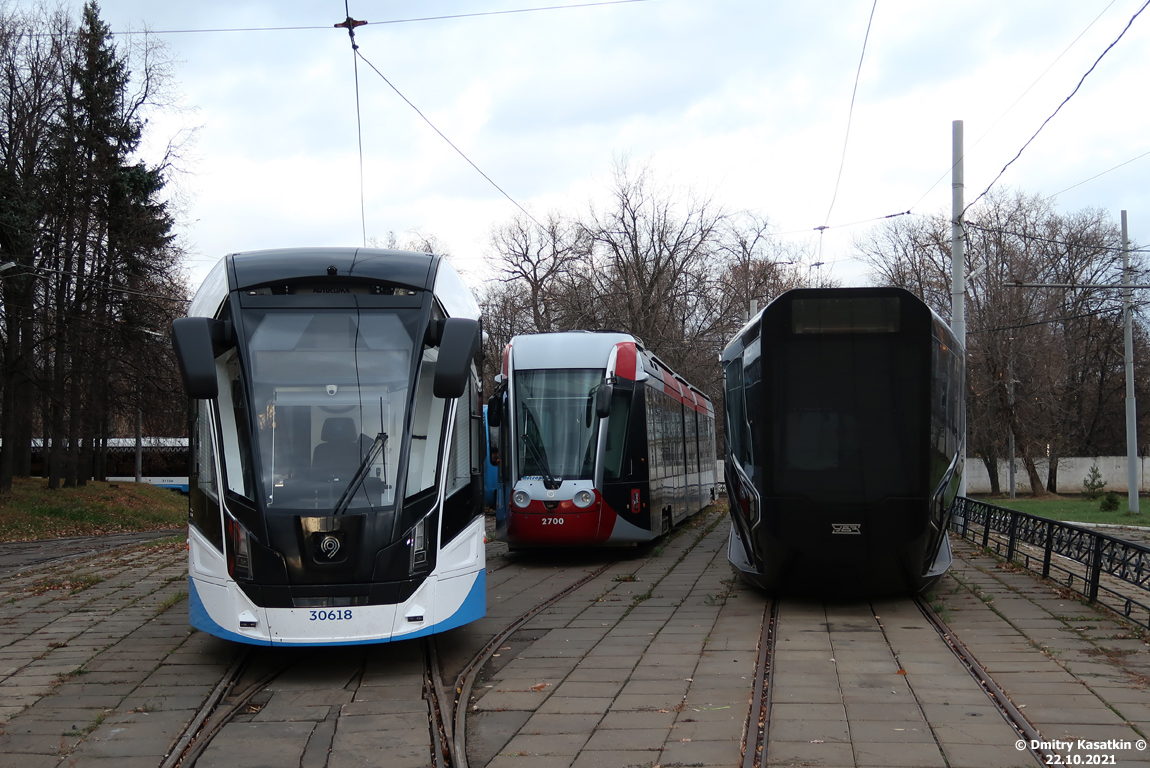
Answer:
(951, 120, 967, 495)
(1122, 211, 1140, 513)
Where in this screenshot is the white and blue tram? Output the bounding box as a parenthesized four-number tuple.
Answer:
(488, 331, 717, 547)
(171, 248, 486, 645)
(722, 287, 963, 595)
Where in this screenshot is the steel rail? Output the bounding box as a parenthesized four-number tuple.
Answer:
(166, 651, 296, 768)
(160, 648, 251, 768)
(448, 559, 620, 768)
(424, 637, 451, 768)
(914, 595, 1054, 766)
(742, 597, 778, 768)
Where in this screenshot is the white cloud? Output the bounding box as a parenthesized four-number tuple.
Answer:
(63, 0, 1150, 294)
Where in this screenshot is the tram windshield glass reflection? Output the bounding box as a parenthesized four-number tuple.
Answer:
(514, 369, 602, 481)
(241, 308, 419, 511)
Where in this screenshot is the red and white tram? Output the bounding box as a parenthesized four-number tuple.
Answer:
(489, 331, 717, 547)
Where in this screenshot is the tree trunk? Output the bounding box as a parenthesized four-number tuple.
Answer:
(1022, 450, 1052, 497)
(981, 454, 1001, 495)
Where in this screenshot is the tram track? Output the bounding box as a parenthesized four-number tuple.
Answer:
(741, 597, 778, 768)
(740, 590, 1055, 768)
(158, 508, 731, 768)
(913, 594, 1055, 766)
(446, 558, 619, 768)
(160, 558, 620, 768)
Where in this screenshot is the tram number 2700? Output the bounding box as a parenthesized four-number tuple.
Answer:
(541, 517, 565, 525)
(309, 609, 353, 621)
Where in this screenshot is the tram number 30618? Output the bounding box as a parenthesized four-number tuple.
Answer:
(541, 517, 566, 525)
(309, 609, 354, 621)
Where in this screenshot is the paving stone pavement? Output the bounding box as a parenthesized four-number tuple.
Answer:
(0, 538, 239, 768)
(2, 519, 1149, 768)
(767, 597, 1036, 768)
(935, 539, 1150, 768)
(470, 515, 760, 768)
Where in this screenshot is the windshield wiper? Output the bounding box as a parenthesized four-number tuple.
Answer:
(523, 411, 562, 490)
(333, 432, 388, 516)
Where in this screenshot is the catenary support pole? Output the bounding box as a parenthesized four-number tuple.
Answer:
(951, 120, 967, 495)
(1122, 211, 1139, 513)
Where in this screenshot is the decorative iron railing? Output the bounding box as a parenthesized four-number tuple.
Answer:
(951, 497, 1150, 631)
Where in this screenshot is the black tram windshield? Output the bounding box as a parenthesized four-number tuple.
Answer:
(772, 333, 921, 503)
(239, 306, 423, 512)
(514, 369, 602, 481)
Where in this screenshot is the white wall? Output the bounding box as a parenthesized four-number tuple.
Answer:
(965, 456, 1145, 494)
(717, 456, 1145, 495)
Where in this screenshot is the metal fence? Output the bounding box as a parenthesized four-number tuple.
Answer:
(950, 497, 1150, 631)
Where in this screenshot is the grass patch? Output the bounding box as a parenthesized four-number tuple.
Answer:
(0, 477, 186, 542)
(972, 494, 1149, 526)
(156, 590, 188, 615)
(30, 573, 105, 595)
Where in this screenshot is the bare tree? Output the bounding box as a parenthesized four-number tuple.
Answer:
(856, 189, 1141, 495)
(486, 211, 583, 335)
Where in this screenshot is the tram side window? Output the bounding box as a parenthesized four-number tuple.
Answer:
(218, 350, 256, 500)
(442, 373, 480, 544)
(445, 376, 473, 498)
(190, 400, 223, 550)
(644, 392, 661, 481)
(407, 348, 447, 498)
(685, 407, 698, 475)
(723, 359, 753, 475)
(603, 386, 633, 481)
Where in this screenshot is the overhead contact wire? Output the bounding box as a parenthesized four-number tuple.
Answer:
(822, 0, 878, 230)
(110, 0, 659, 35)
(338, 4, 368, 246)
(354, 48, 548, 235)
(965, 0, 1150, 214)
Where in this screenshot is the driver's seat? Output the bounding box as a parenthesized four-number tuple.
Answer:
(313, 417, 359, 473)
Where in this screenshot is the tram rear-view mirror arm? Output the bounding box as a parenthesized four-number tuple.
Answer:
(594, 379, 613, 419)
(171, 317, 228, 399)
(433, 317, 480, 399)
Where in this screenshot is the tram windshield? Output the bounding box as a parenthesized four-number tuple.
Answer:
(514, 369, 602, 482)
(239, 307, 422, 512)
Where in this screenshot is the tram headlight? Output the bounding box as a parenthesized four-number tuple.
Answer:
(409, 516, 429, 573)
(224, 513, 253, 580)
(573, 489, 595, 508)
(512, 489, 531, 508)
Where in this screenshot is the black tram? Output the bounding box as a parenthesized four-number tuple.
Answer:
(722, 287, 963, 595)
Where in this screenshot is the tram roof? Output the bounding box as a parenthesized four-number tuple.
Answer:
(228, 247, 437, 292)
(510, 331, 635, 370)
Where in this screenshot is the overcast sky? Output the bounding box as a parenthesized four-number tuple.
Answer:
(75, 0, 1150, 294)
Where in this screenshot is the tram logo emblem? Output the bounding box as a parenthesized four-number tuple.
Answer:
(318, 535, 342, 559)
(831, 523, 861, 535)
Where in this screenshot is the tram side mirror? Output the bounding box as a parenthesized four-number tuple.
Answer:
(486, 394, 502, 427)
(594, 380, 613, 419)
(486, 390, 503, 465)
(433, 317, 481, 398)
(171, 317, 223, 399)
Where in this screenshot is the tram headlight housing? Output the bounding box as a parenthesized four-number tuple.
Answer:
(512, 489, 531, 508)
(409, 515, 429, 573)
(224, 513, 253, 580)
(573, 489, 595, 508)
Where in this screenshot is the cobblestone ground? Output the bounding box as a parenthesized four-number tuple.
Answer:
(936, 539, 1150, 768)
(0, 537, 238, 768)
(1, 517, 1148, 768)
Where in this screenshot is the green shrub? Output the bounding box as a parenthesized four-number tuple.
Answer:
(1099, 491, 1120, 512)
